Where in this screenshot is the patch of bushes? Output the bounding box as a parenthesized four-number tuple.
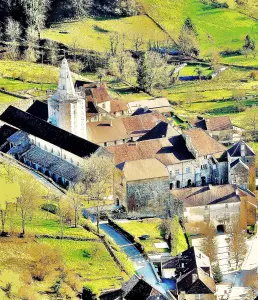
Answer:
(41, 203, 57, 214)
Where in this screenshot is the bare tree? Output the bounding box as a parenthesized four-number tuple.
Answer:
(46, 40, 58, 65)
(5, 17, 21, 60)
(20, 0, 50, 40)
(133, 35, 144, 52)
(200, 222, 218, 265)
(83, 154, 114, 233)
(246, 106, 258, 141)
(25, 26, 39, 62)
(16, 173, 43, 236)
(66, 183, 85, 228)
(109, 33, 119, 56)
(228, 216, 247, 269)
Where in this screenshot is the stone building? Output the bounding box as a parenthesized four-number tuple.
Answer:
(48, 58, 87, 139)
(108, 120, 255, 216)
(115, 158, 170, 217)
(87, 111, 168, 146)
(84, 83, 129, 121)
(227, 140, 256, 190)
(128, 98, 172, 117)
(0, 105, 101, 188)
(161, 247, 216, 300)
(172, 184, 256, 233)
(190, 116, 234, 144)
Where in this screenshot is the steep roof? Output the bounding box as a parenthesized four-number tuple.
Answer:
(183, 128, 226, 157)
(87, 112, 166, 144)
(132, 107, 152, 116)
(156, 135, 195, 166)
(110, 99, 128, 113)
(53, 58, 76, 101)
(191, 116, 232, 131)
(26, 100, 48, 121)
(121, 275, 167, 300)
(230, 158, 249, 170)
(107, 135, 194, 166)
(122, 111, 167, 135)
(84, 83, 112, 104)
(0, 106, 100, 158)
(171, 247, 215, 295)
(228, 140, 255, 157)
(107, 138, 170, 165)
(87, 119, 128, 144)
(172, 184, 241, 207)
(205, 116, 233, 131)
(118, 158, 169, 181)
(0, 124, 18, 148)
(137, 121, 179, 141)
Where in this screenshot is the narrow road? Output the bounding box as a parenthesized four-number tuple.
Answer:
(100, 223, 170, 296)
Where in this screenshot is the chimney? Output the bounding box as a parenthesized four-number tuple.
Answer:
(241, 142, 245, 157)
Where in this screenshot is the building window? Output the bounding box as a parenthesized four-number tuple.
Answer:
(44, 145, 47, 151)
(64, 154, 66, 159)
(71, 158, 73, 163)
(77, 162, 80, 166)
(186, 167, 190, 173)
(225, 203, 228, 208)
(51, 148, 54, 153)
(170, 183, 173, 190)
(176, 180, 180, 188)
(37, 142, 40, 147)
(205, 205, 208, 210)
(175, 169, 179, 175)
(104, 142, 107, 147)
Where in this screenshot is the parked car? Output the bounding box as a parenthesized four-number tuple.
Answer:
(139, 234, 150, 240)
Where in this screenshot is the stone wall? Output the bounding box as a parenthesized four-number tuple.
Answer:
(126, 177, 170, 217)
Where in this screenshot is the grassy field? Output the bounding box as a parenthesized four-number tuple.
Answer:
(117, 219, 169, 253)
(139, 0, 258, 57)
(39, 238, 126, 294)
(42, 15, 168, 52)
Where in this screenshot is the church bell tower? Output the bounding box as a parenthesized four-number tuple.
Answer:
(48, 58, 87, 139)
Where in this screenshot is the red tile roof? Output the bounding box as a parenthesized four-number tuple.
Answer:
(84, 83, 112, 104)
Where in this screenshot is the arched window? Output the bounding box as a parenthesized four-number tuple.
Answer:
(170, 183, 174, 190)
(176, 180, 180, 188)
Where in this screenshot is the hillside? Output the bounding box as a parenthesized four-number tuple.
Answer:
(42, 15, 168, 52)
(139, 0, 258, 57)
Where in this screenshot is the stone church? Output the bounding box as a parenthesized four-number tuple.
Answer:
(0, 59, 102, 188)
(48, 58, 87, 139)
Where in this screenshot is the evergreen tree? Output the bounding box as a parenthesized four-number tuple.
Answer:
(213, 263, 223, 283)
(183, 17, 198, 36)
(136, 53, 151, 93)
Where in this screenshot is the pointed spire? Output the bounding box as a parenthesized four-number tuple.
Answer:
(56, 58, 75, 100)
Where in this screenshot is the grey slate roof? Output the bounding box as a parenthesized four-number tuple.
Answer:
(121, 275, 167, 300)
(0, 124, 18, 147)
(0, 105, 100, 158)
(228, 141, 255, 157)
(21, 146, 82, 181)
(230, 158, 249, 169)
(26, 100, 48, 121)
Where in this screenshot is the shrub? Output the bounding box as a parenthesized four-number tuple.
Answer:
(41, 203, 57, 214)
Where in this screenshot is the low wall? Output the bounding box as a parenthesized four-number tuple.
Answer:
(35, 234, 100, 242)
(108, 218, 146, 256)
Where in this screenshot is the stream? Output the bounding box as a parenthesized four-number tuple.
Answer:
(100, 223, 172, 296)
